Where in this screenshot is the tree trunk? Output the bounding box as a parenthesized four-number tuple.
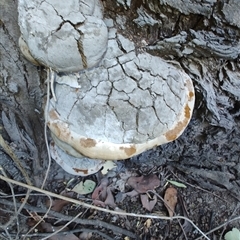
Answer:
(0, 0, 46, 185)
(1, 0, 240, 197)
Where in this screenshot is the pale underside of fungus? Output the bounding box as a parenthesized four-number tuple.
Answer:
(18, 0, 195, 176)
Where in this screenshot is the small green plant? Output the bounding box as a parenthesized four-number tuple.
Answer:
(167, 180, 187, 188)
(224, 228, 240, 240)
(72, 180, 96, 195)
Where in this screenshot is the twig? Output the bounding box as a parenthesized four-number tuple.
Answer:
(195, 216, 240, 240)
(0, 198, 136, 239)
(23, 194, 53, 240)
(219, 202, 240, 240)
(0, 166, 19, 236)
(5, 228, 113, 240)
(148, 190, 188, 240)
(0, 134, 32, 186)
(0, 167, 32, 240)
(41, 210, 84, 240)
(41, 68, 53, 189)
(0, 174, 209, 239)
(168, 170, 229, 204)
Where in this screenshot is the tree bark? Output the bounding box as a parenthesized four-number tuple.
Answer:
(1, 0, 240, 197)
(0, 0, 46, 185)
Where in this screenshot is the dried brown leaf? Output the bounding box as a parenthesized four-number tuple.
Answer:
(140, 194, 157, 211)
(92, 178, 116, 207)
(46, 191, 74, 212)
(127, 174, 160, 193)
(164, 187, 178, 217)
(104, 187, 116, 208)
(91, 177, 109, 201)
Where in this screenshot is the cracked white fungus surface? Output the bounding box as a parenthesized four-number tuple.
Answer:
(18, 0, 108, 72)
(47, 33, 195, 160)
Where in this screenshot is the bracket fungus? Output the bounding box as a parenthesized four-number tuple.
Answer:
(18, 0, 195, 176)
(18, 0, 108, 72)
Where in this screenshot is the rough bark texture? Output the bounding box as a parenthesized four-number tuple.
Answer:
(1, 0, 240, 198)
(0, 0, 46, 186)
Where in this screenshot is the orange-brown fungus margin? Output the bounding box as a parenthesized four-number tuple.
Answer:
(73, 168, 88, 174)
(49, 109, 59, 121)
(189, 91, 194, 100)
(51, 122, 61, 137)
(120, 146, 137, 156)
(165, 104, 191, 141)
(80, 138, 97, 148)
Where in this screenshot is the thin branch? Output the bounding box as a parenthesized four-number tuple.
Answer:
(0, 166, 19, 236)
(168, 170, 230, 204)
(0, 174, 209, 239)
(41, 210, 84, 240)
(0, 198, 136, 239)
(23, 194, 53, 240)
(41, 68, 53, 189)
(5, 228, 113, 240)
(195, 216, 240, 240)
(0, 134, 32, 186)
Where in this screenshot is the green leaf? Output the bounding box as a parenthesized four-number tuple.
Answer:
(72, 180, 96, 195)
(167, 180, 187, 188)
(224, 228, 240, 240)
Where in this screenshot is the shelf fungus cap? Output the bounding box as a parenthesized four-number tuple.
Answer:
(50, 141, 105, 176)
(18, 0, 108, 72)
(46, 43, 195, 160)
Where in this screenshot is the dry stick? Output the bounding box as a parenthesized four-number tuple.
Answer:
(0, 198, 136, 239)
(41, 68, 53, 189)
(0, 174, 209, 240)
(7, 228, 113, 240)
(41, 210, 84, 240)
(168, 170, 230, 204)
(0, 233, 9, 240)
(0, 135, 33, 240)
(27, 68, 54, 237)
(219, 202, 240, 240)
(0, 169, 14, 240)
(23, 195, 53, 240)
(0, 167, 19, 237)
(0, 167, 31, 237)
(0, 134, 32, 186)
(195, 216, 240, 240)
(149, 190, 188, 240)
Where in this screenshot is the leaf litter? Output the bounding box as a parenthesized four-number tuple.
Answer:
(28, 165, 237, 239)
(164, 187, 178, 218)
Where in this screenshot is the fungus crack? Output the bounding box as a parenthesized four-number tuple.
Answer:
(76, 37, 88, 69)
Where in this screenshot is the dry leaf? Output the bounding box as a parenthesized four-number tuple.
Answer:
(164, 187, 178, 217)
(91, 177, 109, 201)
(144, 219, 152, 228)
(140, 194, 157, 211)
(104, 187, 116, 208)
(46, 191, 74, 212)
(92, 177, 116, 207)
(127, 174, 160, 193)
